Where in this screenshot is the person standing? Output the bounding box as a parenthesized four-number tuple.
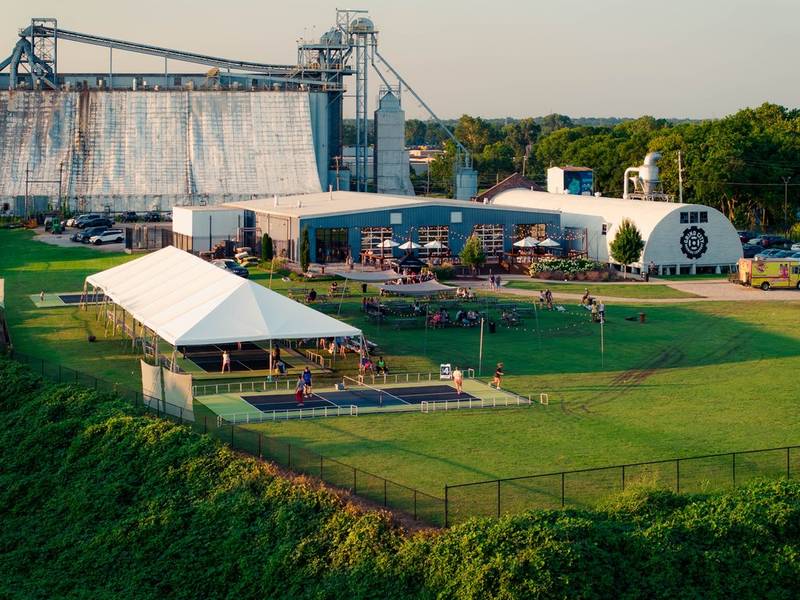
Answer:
(591, 301, 599, 323)
(453, 366, 464, 395)
(492, 363, 504, 389)
(294, 374, 305, 407)
(489, 274, 496, 291)
(598, 299, 606, 323)
(221, 350, 231, 373)
(495, 274, 502, 289)
(302, 366, 313, 398)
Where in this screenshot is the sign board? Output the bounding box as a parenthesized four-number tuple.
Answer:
(439, 363, 452, 380)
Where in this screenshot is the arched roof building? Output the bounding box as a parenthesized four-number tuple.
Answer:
(492, 189, 743, 274)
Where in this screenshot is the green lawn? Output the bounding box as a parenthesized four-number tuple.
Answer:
(505, 279, 701, 299)
(4, 228, 800, 505)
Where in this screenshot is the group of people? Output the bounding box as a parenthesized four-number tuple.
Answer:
(538, 289, 555, 310)
(455, 287, 476, 300)
(294, 367, 314, 406)
(488, 274, 503, 291)
(318, 336, 348, 357)
(589, 299, 606, 323)
(454, 308, 481, 327)
(428, 308, 452, 327)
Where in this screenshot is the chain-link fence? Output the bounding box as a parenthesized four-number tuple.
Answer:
(8, 351, 445, 526)
(444, 446, 800, 526)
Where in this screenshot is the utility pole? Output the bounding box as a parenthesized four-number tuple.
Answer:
(782, 176, 791, 233)
(678, 150, 684, 204)
(426, 164, 431, 196)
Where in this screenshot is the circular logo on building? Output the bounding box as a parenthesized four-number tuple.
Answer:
(680, 226, 708, 259)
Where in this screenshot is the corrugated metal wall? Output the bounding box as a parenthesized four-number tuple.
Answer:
(0, 90, 322, 212)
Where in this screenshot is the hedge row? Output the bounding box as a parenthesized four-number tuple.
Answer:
(0, 358, 798, 599)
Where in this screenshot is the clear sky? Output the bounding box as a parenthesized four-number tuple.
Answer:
(2, 0, 797, 120)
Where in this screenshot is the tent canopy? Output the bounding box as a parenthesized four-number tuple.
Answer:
(377, 280, 456, 297)
(332, 270, 401, 282)
(85, 246, 361, 346)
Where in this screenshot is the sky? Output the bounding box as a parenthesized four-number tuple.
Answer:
(2, 0, 797, 120)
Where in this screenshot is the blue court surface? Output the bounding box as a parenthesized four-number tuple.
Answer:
(244, 383, 476, 412)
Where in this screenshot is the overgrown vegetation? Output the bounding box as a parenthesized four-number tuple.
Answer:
(1, 358, 799, 599)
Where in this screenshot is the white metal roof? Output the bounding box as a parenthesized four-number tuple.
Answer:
(85, 246, 361, 346)
(224, 191, 560, 219)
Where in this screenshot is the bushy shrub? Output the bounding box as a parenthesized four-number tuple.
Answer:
(529, 256, 604, 277)
(431, 263, 455, 281)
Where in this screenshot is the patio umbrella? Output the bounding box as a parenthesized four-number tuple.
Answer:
(380, 239, 400, 248)
(399, 240, 421, 250)
(537, 238, 561, 248)
(513, 236, 540, 248)
(423, 240, 444, 249)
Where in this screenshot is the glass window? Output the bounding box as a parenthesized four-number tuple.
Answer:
(418, 225, 450, 257)
(360, 227, 393, 256)
(690, 212, 699, 223)
(514, 223, 547, 240)
(315, 228, 349, 263)
(680, 212, 689, 223)
(700, 211, 708, 223)
(450, 211, 463, 224)
(390, 212, 402, 225)
(601, 224, 608, 236)
(473, 224, 504, 255)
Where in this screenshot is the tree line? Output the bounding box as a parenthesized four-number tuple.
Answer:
(347, 105, 800, 231)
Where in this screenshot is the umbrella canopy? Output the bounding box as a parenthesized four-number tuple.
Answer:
(537, 237, 562, 248)
(424, 240, 445, 249)
(399, 240, 421, 250)
(379, 239, 400, 248)
(513, 236, 540, 248)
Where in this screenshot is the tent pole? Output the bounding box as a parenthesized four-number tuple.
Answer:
(79, 280, 88, 310)
(337, 275, 347, 315)
(269, 339, 273, 379)
(171, 346, 177, 372)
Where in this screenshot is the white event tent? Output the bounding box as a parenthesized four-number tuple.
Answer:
(83, 246, 362, 349)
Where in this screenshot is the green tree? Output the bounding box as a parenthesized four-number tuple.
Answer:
(539, 113, 574, 137)
(300, 227, 310, 273)
(459, 234, 486, 275)
(405, 119, 427, 146)
(261, 233, 273, 261)
(609, 219, 644, 278)
(454, 115, 500, 154)
(428, 140, 458, 196)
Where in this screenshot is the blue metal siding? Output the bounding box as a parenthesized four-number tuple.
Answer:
(300, 205, 560, 261)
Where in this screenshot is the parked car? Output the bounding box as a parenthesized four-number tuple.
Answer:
(80, 217, 114, 229)
(90, 228, 125, 245)
(741, 243, 762, 259)
(73, 213, 102, 228)
(737, 230, 756, 244)
(163, 211, 172, 222)
(74, 226, 109, 243)
(121, 211, 139, 223)
(790, 243, 800, 252)
(43, 216, 65, 232)
(748, 235, 792, 248)
(755, 249, 792, 260)
(143, 211, 161, 222)
(211, 259, 249, 278)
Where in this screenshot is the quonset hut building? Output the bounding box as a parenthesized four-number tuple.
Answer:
(492, 190, 743, 275)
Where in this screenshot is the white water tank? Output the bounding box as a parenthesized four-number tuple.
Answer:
(639, 152, 662, 194)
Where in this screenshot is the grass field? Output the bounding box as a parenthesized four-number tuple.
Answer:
(3, 228, 800, 501)
(504, 279, 701, 299)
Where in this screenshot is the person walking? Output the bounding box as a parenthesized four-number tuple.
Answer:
(492, 363, 504, 389)
(489, 274, 496, 291)
(221, 350, 231, 373)
(302, 366, 313, 398)
(453, 366, 464, 395)
(294, 374, 305, 407)
(495, 274, 502, 289)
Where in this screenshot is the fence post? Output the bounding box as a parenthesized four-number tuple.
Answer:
(497, 480, 501, 518)
(561, 472, 565, 508)
(444, 485, 449, 528)
(732, 453, 736, 488)
(622, 465, 626, 491)
(676, 459, 681, 494)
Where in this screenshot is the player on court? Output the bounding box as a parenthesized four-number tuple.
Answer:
(221, 350, 231, 373)
(302, 367, 313, 398)
(453, 366, 464, 395)
(294, 374, 305, 407)
(492, 362, 504, 389)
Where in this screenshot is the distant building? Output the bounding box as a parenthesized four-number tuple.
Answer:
(473, 173, 545, 203)
(547, 166, 594, 195)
